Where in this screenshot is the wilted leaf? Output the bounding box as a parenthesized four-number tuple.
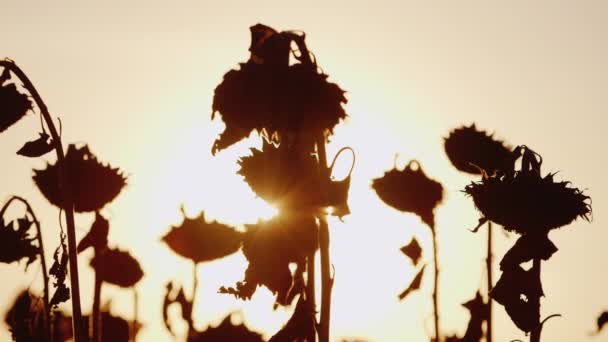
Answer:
(372, 160, 443, 228)
(16, 132, 54, 158)
(490, 266, 542, 333)
(162, 210, 243, 264)
(90, 248, 143, 288)
(33, 144, 127, 212)
(398, 265, 425, 301)
(444, 124, 512, 175)
(221, 212, 317, 306)
(597, 312, 608, 333)
(0, 217, 38, 267)
(49, 234, 70, 308)
(77, 211, 109, 253)
(500, 233, 558, 270)
(460, 291, 488, 342)
(268, 296, 316, 342)
(190, 313, 264, 342)
(400, 238, 422, 266)
(0, 80, 32, 133)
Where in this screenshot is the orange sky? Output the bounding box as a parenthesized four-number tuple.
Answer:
(1, 2, 607, 341)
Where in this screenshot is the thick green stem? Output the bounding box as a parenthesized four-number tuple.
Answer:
(486, 220, 493, 342)
(430, 224, 440, 342)
(1, 60, 84, 341)
(0, 196, 51, 341)
(530, 258, 542, 342)
(316, 135, 332, 342)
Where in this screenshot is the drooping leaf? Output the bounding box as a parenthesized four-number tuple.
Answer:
(49, 234, 70, 308)
(90, 248, 143, 288)
(596, 311, 608, 333)
(490, 266, 543, 333)
(16, 132, 54, 158)
(190, 313, 265, 342)
(372, 160, 443, 228)
(500, 233, 558, 270)
(400, 238, 422, 266)
(0, 217, 38, 267)
(220, 212, 317, 306)
(162, 210, 243, 264)
(268, 296, 316, 342)
(459, 291, 488, 342)
(211, 25, 347, 153)
(398, 265, 426, 301)
(444, 124, 512, 175)
(0, 80, 32, 133)
(77, 211, 109, 253)
(33, 144, 127, 212)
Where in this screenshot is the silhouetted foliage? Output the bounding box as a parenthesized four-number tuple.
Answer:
(220, 213, 317, 306)
(90, 248, 143, 288)
(77, 211, 109, 254)
(0, 217, 38, 267)
(33, 144, 127, 212)
(0, 68, 31, 133)
(400, 237, 422, 266)
(162, 282, 195, 337)
(499, 234, 557, 270)
(190, 313, 264, 342)
(4, 291, 44, 342)
(269, 296, 316, 342)
(444, 124, 512, 175)
(398, 265, 425, 301)
(49, 234, 70, 308)
(372, 160, 443, 227)
(16, 132, 54, 158)
(460, 291, 488, 342)
(162, 210, 243, 264)
(596, 312, 608, 334)
(211, 24, 347, 154)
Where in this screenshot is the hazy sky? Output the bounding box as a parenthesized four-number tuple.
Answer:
(1, 1, 607, 341)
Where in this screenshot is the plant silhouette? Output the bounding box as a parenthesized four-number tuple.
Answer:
(209, 23, 352, 342)
(444, 124, 512, 342)
(465, 145, 591, 342)
(372, 160, 443, 341)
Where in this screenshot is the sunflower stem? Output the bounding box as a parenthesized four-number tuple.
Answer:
(131, 288, 139, 342)
(430, 223, 440, 342)
(306, 253, 316, 342)
(530, 258, 542, 342)
(486, 220, 493, 342)
(0, 60, 84, 342)
(0, 196, 52, 342)
(316, 134, 332, 342)
(190, 262, 199, 336)
(92, 252, 103, 342)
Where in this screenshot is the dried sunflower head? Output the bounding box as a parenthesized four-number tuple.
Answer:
(465, 148, 591, 234)
(90, 248, 144, 288)
(0, 68, 32, 133)
(372, 160, 443, 228)
(220, 212, 318, 306)
(444, 124, 512, 175)
(0, 217, 38, 267)
(211, 24, 347, 154)
(162, 210, 243, 264)
(33, 144, 127, 212)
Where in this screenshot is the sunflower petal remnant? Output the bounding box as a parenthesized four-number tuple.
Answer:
(33, 144, 127, 212)
(372, 160, 443, 228)
(444, 124, 512, 175)
(162, 210, 243, 264)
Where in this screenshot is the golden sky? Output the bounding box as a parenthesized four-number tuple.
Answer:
(1, 1, 607, 341)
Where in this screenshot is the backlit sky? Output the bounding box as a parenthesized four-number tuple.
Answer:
(1, 1, 607, 341)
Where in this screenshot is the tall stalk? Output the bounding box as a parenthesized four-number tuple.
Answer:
(529, 258, 542, 342)
(486, 221, 493, 342)
(316, 134, 332, 342)
(0, 196, 51, 341)
(92, 254, 103, 342)
(430, 224, 439, 342)
(0, 60, 84, 341)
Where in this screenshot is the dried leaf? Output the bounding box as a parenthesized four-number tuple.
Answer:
(500, 234, 558, 270)
(16, 132, 54, 158)
(190, 313, 264, 342)
(398, 265, 425, 301)
(372, 161, 443, 228)
(33, 144, 127, 212)
(400, 238, 422, 266)
(0, 217, 38, 267)
(597, 312, 608, 333)
(49, 234, 70, 308)
(268, 296, 316, 342)
(0, 81, 32, 133)
(90, 248, 143, 288)
(162, 210, 243, 264)
(460, 291, 488, 342)
(77, 211, 109, 253)
(444, 124, 512, 175)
